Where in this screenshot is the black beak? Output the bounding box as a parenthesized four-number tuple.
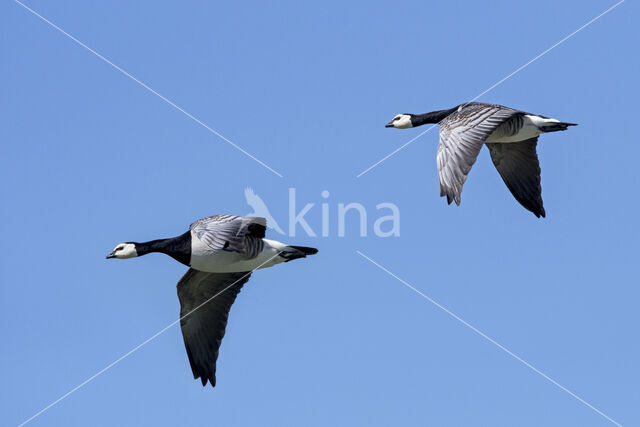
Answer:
(385, 122, 394, 128)
(106, 252, 116, 259)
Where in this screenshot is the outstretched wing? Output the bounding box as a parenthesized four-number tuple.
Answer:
(177, 268, 252, 387)
(190, 215, 266, 258)
(486, 137, 545, 218)
(437, 104, 522, 205)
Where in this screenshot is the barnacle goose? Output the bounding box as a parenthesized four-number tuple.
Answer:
(107, 214, 317, 387)
(386, 102, 577, 217)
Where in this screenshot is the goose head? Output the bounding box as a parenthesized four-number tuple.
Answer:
(106, 242, 138, 259)
(385, 114, 413, 129)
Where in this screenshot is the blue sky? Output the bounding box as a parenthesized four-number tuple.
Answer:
(2, 1, 639, 426)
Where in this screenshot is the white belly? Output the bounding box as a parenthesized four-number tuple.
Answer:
(485, 114, 558, 143)
(189, 231, 286, 273)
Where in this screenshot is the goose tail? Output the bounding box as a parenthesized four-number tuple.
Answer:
(539, 121, 578, 133)
(280, 245, 318, 262)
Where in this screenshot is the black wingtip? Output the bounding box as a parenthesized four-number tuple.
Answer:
(531, 207, 546, 218)
(197, 375, 216, 387)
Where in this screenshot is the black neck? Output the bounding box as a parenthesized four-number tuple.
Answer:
(134, 231, 191, 266)
(411, 106, 458, 127)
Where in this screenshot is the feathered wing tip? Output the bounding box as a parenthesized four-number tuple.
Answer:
(441, 186, 461, 206)
(184, 337, 216, 387)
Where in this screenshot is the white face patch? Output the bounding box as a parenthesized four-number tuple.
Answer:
(110, 243, 138, 259)
(390, 114, 413, 129)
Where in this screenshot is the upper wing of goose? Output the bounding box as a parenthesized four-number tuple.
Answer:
(437, 104, 522, 205)
(486, 137, 545, 218)
(190, 215, 266, 258)
(177, 268, 252, 387)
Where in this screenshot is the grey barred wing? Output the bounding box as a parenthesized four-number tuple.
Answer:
(437, 104, 522, 205)
(190, 215, 266, 259)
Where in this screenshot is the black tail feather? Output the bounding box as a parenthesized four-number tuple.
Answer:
(280, 246, 318, 262)
(288, 246, 318, 255)
(539, 122, 577, 133)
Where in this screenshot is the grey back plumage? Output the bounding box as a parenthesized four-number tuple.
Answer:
(437, 103, 522, 205)
(177, 268, 253, 387)
(190, 215, 266, 259)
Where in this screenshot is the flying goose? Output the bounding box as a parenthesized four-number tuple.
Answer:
(385, 102, 577, 217)
(107, 214, 317, 387)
